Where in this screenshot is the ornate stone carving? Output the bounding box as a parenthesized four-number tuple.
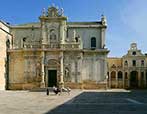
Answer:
(42, 8, 46, 16)
(47, 6, 59, 17)
(60, 8, 64, 16)
(101, 14, 107, 26)
(64, 67, 71, 82)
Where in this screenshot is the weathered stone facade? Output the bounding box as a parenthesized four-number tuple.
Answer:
(107, 43, 147, 89)
(0, 21, 12, 90)
(0, 6, 109, 90)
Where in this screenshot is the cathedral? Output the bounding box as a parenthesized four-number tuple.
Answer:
(0, 5, 109, 90)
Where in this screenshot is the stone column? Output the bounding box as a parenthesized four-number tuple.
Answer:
(40, 51, 45, 88)
(109, 72, 111, 88)
(116, 71, 118, 88)
(104, 57, 108, 86)
(128, 72, 130, 88)
(21, 38, 23, 48)
(138, 71, 141, 87)
(59, 52, 64, 88)
(123, 71, 125, 88)
(144, 71, 146, 88)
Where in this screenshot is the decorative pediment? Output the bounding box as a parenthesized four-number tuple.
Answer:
(47, 59, 60, 66)
(48, 6, 59, 17)
(41, 5, 65, 18)
(111, 64, 116, 68)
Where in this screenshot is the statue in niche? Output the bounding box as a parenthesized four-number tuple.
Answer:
(50, 29, 56, 41)
(75, 35, 81, 43)
(60, 8, 64, 16)
(6, 39, 10, 48)
(42, 8, 46, 16)
(64, 67, 70, 82)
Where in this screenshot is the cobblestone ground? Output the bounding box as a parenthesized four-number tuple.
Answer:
(0, 89, 147, 114)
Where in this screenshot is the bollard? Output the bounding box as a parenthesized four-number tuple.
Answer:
(46, 88, 49, 96)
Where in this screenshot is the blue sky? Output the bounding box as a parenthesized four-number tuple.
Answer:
(0, 0, 147, 57)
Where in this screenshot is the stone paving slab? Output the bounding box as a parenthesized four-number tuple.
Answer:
(0, 90, 82, 114)
(45, 89, 147, 114)
(0, 89, 147, 114)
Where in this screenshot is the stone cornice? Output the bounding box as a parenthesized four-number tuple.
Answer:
(39, 16, 67, 21)
(67, 24, 106, 28)
(0, 20, 11, 28)
(7, 48, 109, 54)
(0, 27, 13, 36)
(10, 26, 40, 29)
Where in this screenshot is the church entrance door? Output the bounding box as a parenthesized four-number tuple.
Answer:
(48, 70, 57, 87)
(130, 71, 138, 88)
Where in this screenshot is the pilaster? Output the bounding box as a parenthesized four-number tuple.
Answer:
(144, 71, 146, 87)
(40, 51, 45, 88)
(109, 72, 111, 88)
(122, 72, 125, 88)
(59, 52, 64, 88)
(138, 71, 141, 87)
(41, 21, 47, 45)
(101, 28, 105, 48)
(116, 71, 118, 88)
(60, 21, 66, 44)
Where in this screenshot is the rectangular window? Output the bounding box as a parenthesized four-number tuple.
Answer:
(132, 60, 136, 66)
(141, 60, 144, 66)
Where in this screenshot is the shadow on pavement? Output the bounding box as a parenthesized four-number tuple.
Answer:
(44, 90, 147, 114)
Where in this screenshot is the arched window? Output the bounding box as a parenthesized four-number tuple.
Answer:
(124, 61, 128, 66)
(125, 72, 128, 79)
(141, 60, 144, 66)
(111, 71, 116, 81)
(132, 51, 136, 55)
(91, 37, 96, 49)
(118, 71, 123, 80)
(146, 72, 147, 84)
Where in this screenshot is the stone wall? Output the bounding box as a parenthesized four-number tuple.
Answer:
(10, 27, 41, 49)
(68, 27, 101, 49)
(9, 51, 41, 90)
(0, 22, 11, 90)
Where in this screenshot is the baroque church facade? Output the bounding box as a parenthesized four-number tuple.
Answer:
(0, 6, 109, 90)
(108, 43, 147, 89)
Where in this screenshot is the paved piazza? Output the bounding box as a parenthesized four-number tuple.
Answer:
(0, 89, 147, 114)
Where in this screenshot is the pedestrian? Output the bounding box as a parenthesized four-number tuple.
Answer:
(46, 88, 49, 95)
(53, 86, 61, 95)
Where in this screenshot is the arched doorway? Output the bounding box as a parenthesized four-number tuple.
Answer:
(146, 71, 147, 87)
(110, 71, 116, 88)
(118, 71, 123, 88)
(130, 71, 138, 88)
(46, 59, 60, 87)
(124, 72, 128, 88)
